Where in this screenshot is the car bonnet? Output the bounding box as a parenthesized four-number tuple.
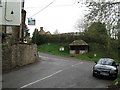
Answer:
(95, 64, 116, 70)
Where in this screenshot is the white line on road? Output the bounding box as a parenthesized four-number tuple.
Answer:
(40, 56, 72, 63)
(18, 70, 63, 89)
(72, 62, 83, 67)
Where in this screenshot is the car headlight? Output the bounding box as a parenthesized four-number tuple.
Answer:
(94, 67, 100, 71)
(110, 70, 117, 74)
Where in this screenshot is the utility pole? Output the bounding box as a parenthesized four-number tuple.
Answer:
(19, 1, 26, 42)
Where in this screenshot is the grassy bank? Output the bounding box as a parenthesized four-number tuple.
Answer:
(38, 43, 120, 62)
(109, 77, 120, 88)
(38, 43, 71, 56)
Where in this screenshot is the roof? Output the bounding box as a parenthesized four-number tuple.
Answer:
(39, 29, 45, 35)
(69, 40, 88, 46)
(46, 31, 51, 35)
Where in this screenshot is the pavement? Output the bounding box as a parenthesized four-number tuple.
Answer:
(2, 52, 117, 89)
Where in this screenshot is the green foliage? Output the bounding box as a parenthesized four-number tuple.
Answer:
(32, 28, 39, 44)
(84, 22, 108, 45)
(32, 32, 83, 45)
(32, 29, 49, 45)
(76, 54, 100, 62)
(24, 24, 30, 38)
(83, 1, 119, 37)
(111, 76, 120, 88)
(87, 22, 107, 34)
(37, 43, 120, 63)
(32, 22, 119, 61)
(38, 43, 70, 56)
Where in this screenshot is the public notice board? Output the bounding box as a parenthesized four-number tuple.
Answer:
(28, 18, 36, 26)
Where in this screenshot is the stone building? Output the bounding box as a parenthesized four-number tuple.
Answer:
(46, 31, 51, 35)
(69, 40, 89, 54)
(0, 0, 27, 43)
(39, 27, 51, 35)
(39, 27, 46, 35)
(1, 0, 39, 71)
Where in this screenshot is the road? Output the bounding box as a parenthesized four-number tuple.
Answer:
(3, 52, 117, 88)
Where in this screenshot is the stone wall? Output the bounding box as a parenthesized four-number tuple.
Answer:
(2, 43, 39, 71)
(70, 50, 76, 55)
(1, 25, 20, 43)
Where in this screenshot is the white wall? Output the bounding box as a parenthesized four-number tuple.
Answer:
(0, 0, 22, 26)
(70, 50, 76, 55)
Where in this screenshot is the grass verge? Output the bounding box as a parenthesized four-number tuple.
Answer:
(37, 43, 120, 62)
(108, 77, 120, 88)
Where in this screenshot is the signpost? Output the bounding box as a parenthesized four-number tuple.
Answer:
(28, 18, 35, 26)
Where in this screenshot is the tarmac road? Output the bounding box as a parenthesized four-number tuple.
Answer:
(3, 52, 117, 89)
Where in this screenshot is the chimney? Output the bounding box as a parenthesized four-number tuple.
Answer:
(40, 27, 43, 31)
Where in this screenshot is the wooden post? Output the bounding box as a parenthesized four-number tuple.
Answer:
(20, 9, 26, 42)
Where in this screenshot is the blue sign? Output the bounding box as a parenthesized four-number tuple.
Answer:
(28, 18, 36, 25)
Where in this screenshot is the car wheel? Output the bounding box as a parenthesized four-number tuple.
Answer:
(113, 74, 118, 79)
(93, 72, 96, 77)
(111, 74, 118, 80)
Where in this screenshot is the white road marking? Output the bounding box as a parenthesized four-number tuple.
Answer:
(40, 56, 70, 62)
(72, 62, 83, 67)
(18, 70, 63, 89)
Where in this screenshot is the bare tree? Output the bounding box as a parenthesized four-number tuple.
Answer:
(77, 0, 120, 38)
(53, 29, 59, 35)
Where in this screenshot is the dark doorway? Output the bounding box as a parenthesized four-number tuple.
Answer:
(76, 50, 79, 54)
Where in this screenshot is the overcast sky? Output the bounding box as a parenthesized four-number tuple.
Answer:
(24, 0, 88, 36)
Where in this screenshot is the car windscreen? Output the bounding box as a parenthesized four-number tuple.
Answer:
(97, 59, 114, 65)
